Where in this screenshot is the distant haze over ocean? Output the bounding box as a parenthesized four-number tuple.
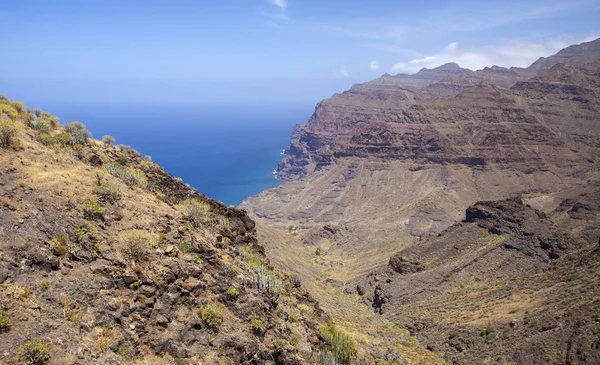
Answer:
(42, 103, 311, 206)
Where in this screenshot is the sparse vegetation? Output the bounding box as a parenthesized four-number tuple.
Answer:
(0, 114, 20, 147)
(119, 230, 155, 261)
(93, 183, 122, 203)
(18, 341, 51, 364)
(251, 318, 264, 333)
(101, 135, 115, 146)
(226, 287, 240, 301)
(201, 303, 224, 330)
(0, 310, 10, 331)
(175, 198, 210, 228)
(319, 323, 356, 365)
(290, 275, 302, 288)
(64, 121, 90, 145)
(254, 264, 283, 307)
(272, 338, 290, 354)
(51, 233, 69, 256)
(102, 162, 149, 189)
(82, 199, 105, 219)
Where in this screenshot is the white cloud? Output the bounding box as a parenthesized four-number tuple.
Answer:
(265, 0, 288, 21)
(390, 38, 581, 74)
(369, 61, 380, 71)
(582, 34, 600, 43)
(334, 64, 349, 78)
(268, 0, 286, 9)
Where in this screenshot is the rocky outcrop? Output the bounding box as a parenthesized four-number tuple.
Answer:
(356, 187, 600, 364)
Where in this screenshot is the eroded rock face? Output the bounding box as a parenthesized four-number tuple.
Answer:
(277, 39, 600, 182)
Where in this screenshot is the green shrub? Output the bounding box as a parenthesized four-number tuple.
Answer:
(254, 265, 283, 306)
(251, 318, 264, 333)
(93, 183, 122, 203)
(175, 199, 210, 228)
(272, 338, 290, 354)
(201, 303, 224, 330)
(18, 341, 51, 364)
(0, 309, 9, 331)
(51, 233, 69, 256)
(226, 288, 239, 300)
(102, 163, 148, 189)
(119, 230, 154, 261)
(319, 323, 356, 364)
(290, 275, 302, 288)
(48, 115, 59, 129)
(36, 133, 54, 146)
(31, 119, 50, 133)
(82, 199, 105, 219)
(64, 121, 90, 145)
(101, 135, 115, 146)
(0, 114, 20, 148)
(53, 132, 72, 147)
(0, 103, 18, 119)
(143, 155, 152, 162)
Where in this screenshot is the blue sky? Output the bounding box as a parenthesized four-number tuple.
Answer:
(1, 0, 599, 106)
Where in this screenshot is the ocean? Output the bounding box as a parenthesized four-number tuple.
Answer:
(44, 103, 310, 206)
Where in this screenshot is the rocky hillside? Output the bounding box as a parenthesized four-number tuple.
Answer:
(0, 96, 340, 364)
(355, 186, 600, 364)
(242, 39, 600, 273)
(241, 38, 600, 364)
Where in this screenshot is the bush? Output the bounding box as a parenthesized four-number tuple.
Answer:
(226, 288, 239, 301)
(101, 135, 115, 146)
(48, 115, 59, 129)
(290, 275, 302, 288)
(31, 119, 50, 133)
(36, 133, 54, 146)
(251, 318, 264, 333)
(82, 199, 105, 220)
(102, 163, 148, 189)
(319, 323, 356, 364)
(51, 233, 69, 256)
(272, 338, 290, 355)
(0, 114, 19, 148)
(0, 309, 9, 331)
(201, 303, 224, 330)
(119, 230, 154, 261)
(93, 183, 122, 203)
(18, 341, 51, 364)
(0, 103, 18, 119)
(64, 121, 90, 145)
(175, 199, 210, 228)
(254, 265, 283, 306)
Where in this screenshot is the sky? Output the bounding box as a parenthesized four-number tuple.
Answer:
(1, 0, 599, 107)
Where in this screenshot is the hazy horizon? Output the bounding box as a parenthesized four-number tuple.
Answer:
(2, 0, 599, 107)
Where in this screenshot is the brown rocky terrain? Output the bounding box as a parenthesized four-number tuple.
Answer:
(0, 97, 339, 364)
(355, 186, 600, 364)
(241, 38, 600, 364)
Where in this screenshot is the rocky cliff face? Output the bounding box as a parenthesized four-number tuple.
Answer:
(277, 40, 600, 182)
(245, 40, 600, 243)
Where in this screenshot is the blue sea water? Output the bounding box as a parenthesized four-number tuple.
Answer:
(44, 104, 310, 206)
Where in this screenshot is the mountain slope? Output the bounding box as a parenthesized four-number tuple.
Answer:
(242, 38, 600, 364)
(0, 97, 334, 365)
(355, 187, 600, 364)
